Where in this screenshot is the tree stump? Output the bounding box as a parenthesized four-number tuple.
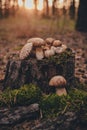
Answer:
(3, 49, 75, 93)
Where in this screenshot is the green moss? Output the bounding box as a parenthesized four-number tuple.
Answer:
(40, 89, 87, 118)
(48, 49, 74, 65)
(0, 84, 41, 107)
(1, 81, 87, 121)
(72, 78, 87, 91)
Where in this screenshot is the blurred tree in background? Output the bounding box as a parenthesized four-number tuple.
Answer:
(69, 0, 75, 19)
(76, 0, 87, 32)
(0, 0, 2, 18)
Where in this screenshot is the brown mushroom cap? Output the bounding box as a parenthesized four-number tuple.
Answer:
(45, 37, 55, 45)
(53, 40, 62, 47)
(49, 75, 66, 88)
(27, 37, 45, 47)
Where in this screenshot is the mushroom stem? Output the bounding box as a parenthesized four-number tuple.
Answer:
(56, 88, 67, 96)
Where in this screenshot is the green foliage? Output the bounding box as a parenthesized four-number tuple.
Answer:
(40, 89, 87, 118)
(40, 94, 67, 118)
(0, 84, 41, 107)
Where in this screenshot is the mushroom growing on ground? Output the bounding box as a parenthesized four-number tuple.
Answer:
(49, 75, 67, 96)
(19, 42, 33, 60)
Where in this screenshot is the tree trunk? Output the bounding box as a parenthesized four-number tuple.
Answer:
(52, 0, 57, 15)
(34, 0, 38, 14)
(69, 0, 76, 19)
(0, 0, 2, 18)
(76, 0, 87, 32)
(45, 0, 49, 16)
(43, 0, 49, 17)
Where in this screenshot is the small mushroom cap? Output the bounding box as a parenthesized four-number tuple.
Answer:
(53, 40, 62, 47)
(27, 37, 45, 47)
(45, 37, 55, 45)
(20, 42, 33, 60)
(49, 76, 66, 87)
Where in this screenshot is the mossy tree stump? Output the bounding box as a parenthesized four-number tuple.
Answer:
(3, 49, 75, 93)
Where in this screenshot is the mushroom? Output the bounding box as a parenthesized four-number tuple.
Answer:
(55, 44, 67, 54)
(36, 47, 44, 60)
(42, 45, 50, 51)
(51, 46, 56, 52)
(27, 37, 45, 60)
(19, 42, 33, 60)
(49, 75, 67, 96)
(55, 47, 64, 54)
(53, 40, 62, 47)
(61, 44, 67, 51)
(45, 37, 55, 46)
(27, 37, 45, 47)
(44, 49, 55, 58)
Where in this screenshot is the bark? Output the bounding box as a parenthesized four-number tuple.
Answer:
(0, 103, 40, 126)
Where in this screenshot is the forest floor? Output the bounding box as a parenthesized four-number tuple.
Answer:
(0, 9, 87, 85)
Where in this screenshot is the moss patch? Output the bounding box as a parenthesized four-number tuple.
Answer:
(1, 82, 87, 120)
(40, 89, 87, 118)
(42, 48, 74, 65)
(0, 84, 41, 107)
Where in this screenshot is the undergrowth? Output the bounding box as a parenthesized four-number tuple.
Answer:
(0, 82, 87, 119)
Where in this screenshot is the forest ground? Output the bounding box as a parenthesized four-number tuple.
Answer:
(0, 9, 87, 85)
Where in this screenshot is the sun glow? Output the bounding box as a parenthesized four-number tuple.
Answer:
(18, 0, 52, 10)
(18, 0, 34, 9)
(18, 0, 79, 10)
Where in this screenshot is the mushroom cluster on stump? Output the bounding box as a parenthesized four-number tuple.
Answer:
(19, 37, 67, 61)
(49, 75, 67, 96)
(3, 37, 75, 92)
